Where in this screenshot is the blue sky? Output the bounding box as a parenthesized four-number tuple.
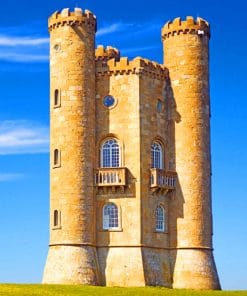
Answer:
(0, 0, 246, 290)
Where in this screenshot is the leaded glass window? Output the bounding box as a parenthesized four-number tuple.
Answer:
(103, 203, 119, 230)
(151, 142, 163, 169)
(155, 206, 165, 232)
(101, 139, 120, 167)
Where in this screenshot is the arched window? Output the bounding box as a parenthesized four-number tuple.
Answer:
(103, 203, 119, 230)
(54, 149, 60, 167)
(54, 89, 60, 107)
(151, 142, 163, 169)
(53, 209, 61, 229)
(54, 210, 59, 227)
(101, 139, 120, 167)
(155, 205, 166, 232)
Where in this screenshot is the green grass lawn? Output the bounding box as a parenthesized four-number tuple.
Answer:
(0, 285, 246, 296)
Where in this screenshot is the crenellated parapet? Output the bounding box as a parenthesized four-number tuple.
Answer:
(162, 16, 210, 40)
(96, 57, 168, 80)
(48, 8, 96, 32)
(95, 45, 120, 62)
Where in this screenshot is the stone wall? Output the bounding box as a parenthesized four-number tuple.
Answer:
(43, 8, 100, 285)
(162, 17, 221, 289)
(43, 8, 221, 290)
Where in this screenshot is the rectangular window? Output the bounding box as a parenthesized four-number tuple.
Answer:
(53, 149, 61, 168)
(52, 209, 61, 229)
(54, 89, 61, 108)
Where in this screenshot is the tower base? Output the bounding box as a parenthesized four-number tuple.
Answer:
(42, 245, 100, 285)
(97, 247, 172, 287)
(171, 249, 221, 290)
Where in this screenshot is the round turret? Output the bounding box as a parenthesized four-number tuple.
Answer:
(162, 16, 220, 290)
(162, 16, 210, 40)
(48, 8, 96, 32)
(43, 7, 100, 285)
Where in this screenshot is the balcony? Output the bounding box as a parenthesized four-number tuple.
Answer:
(95, 167, 127, 187)
(150, 168, 176, 193)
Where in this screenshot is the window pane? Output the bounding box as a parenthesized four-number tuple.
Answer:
(103, 148, 110, 167)
(103, 203, 119, 229)
(155, 206, 165, 231)
(151, 142, 163, 169)
(102, 139, 120, 167)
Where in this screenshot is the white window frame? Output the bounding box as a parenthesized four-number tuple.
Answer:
(151, 142, 164, 169)
(100, 139, 121, 168)
(155, 205, 166, 232)
(102, 203, 121, 231)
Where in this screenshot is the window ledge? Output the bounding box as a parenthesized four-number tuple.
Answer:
(100, 227, 123, 232)
(154, 230, 168, 234)
(52, 226, 62, 230)
(53, 164, 61, 169)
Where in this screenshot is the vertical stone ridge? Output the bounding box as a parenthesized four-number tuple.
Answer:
(162, 17, 220, 289)
(43, 7, 100, 285)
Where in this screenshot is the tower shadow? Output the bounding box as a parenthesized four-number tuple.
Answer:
(165, 75, 185, 285)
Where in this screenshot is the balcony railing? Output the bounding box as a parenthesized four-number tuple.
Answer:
(150, 168, 176, 191)
(95, 167, 127, 187)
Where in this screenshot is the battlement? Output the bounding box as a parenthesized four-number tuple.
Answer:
(48, 7, 96, 32)
(95, 45, 120, 61)
(96, 56, 168, 79)
(162, 16, 210, 40)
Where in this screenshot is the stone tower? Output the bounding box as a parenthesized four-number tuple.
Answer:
(43, 7, 220, 290)
(43, 8, 100, 284)
(162, 17, 221, 289)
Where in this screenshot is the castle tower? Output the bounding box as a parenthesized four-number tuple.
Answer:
(43, 7, 220, 289)
(43, 8, 100, 284)
(162, 17, 221, 289)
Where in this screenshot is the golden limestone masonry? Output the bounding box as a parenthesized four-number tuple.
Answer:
(43, 7, 221, 290)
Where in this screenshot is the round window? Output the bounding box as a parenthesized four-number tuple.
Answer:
(54, 44, 60, 52)
(103, 95, 116, 108)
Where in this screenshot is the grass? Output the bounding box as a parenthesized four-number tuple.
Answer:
(0, 285, 246, 296)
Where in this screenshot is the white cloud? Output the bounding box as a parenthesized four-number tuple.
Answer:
(0, 35, 49, 46)
(0, 173, 24, 182)
(0, 52, 48, 63)
(97, 23, 121, 36)
(96, 21, 161, 38)
(0, 20, 161, 64)
(0, 33, 49, 63)
(97, 22, 133, 36)
(0, 120, 49, 155)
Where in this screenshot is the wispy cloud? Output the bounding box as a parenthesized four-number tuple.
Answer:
(96, 20, 163, 62)
(0, 53, 48, 63)
(97, 22, 133, 36)
(0, 35, 49, 46)
(0, 120, 49, 155)
(0, 173, 24, 182)
(0, 31, 49, 63)
(0, 20, 162, 64)
(96, 21, 161, 38)
(0, 52, 48, 62)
